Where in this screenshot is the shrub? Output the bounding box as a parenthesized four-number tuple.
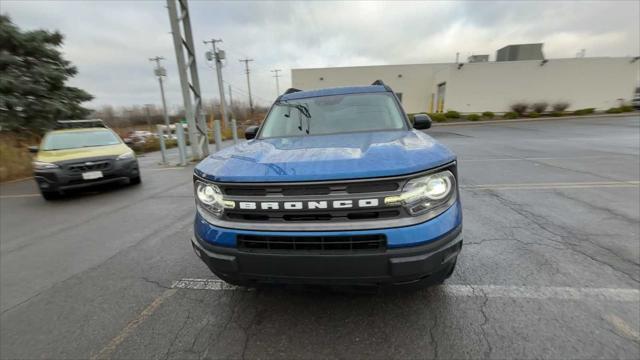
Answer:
(620, 105, 634, 112)
(428, 113, 448, 122)
(482, 111, 495, 119)
(466, 114, 481, 121)
(552, 102, 570, 112)
(510, 102, 529, 115)
(531, 102, 548, 113)
(528, 112, 540, 118)
(605, 107, 623, 114)
(503, 112, 518, 119)
(551, 111, 565, 117)
(444, 110, 460, 119)
(573, 108, 595, 116)
(0, 135, 36, 182)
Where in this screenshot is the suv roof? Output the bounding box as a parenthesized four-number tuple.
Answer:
(279, 85, 388, 101)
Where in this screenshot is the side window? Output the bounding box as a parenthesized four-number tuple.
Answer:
(395, 92, 403, 103)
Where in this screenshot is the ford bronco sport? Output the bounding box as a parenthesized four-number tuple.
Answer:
(191, 81, 462, 288)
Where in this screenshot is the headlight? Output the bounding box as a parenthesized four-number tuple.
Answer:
(385, 170, 456, 216)
(194, 180, 235, 217)
(117, 150, 135, 160)
(32, 161, 59, 170)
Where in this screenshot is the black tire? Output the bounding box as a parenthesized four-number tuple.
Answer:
(41, 190, 61, 201)
(129, 176, 141, 185)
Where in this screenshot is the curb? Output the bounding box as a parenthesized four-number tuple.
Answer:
(431, 112, 638, 127)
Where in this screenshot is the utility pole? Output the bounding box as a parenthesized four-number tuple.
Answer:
(144, 104, 153, 132)
(271, 69, 281, 96)
(167, 0, 209, 160)
(239, 58, 254, 112)
(204, 38, 229, 128)
(149, 56, 171, 133)
(228, 84, 233, 109)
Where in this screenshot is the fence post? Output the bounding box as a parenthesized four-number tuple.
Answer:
(231, 119, 238, 144)
(213, 120, 223, 152)
(157, 125, 167, 165)
(176, 124, 187, 166)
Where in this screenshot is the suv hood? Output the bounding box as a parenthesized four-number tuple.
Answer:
(37, 144, 130, 163)
(195, 130, 456, 182)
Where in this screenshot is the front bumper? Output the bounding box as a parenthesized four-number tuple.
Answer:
(192, 226, 461, 286)
(34, 158, 139, 192)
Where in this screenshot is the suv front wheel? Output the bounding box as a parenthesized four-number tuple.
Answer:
(40, 190, 62, 201)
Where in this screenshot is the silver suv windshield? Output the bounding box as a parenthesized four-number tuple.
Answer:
(41, 130, 121, 150)
(259, 92, 406, 138)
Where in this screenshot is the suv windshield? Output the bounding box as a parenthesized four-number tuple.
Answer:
(41, 130, 121, 150)
(260, 92, 406, 138)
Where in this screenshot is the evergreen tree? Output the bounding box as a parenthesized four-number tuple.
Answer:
(0, 15, 93, 132)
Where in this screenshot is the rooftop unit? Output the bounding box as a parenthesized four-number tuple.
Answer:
(496, 43, 544, 62)
(468, 55, 489, 63)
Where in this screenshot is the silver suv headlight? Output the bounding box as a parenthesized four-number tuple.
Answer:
(194, 180, 235, 218)
(32, 161, 59, 170)
(385, 170, 457, 216)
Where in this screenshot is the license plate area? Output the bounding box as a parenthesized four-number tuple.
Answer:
(82, 171, 103, 180)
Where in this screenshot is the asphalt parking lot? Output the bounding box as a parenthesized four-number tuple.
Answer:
(1, 115, 639, 359)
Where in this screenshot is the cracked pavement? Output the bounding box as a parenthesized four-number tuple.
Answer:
(1, 115, 639, 359)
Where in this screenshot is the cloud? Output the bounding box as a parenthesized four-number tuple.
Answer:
(3, 0, 638, 109)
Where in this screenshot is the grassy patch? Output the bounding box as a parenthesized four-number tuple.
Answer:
(0, 133, 38, 182)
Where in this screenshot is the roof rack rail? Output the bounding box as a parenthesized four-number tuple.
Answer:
(371, 80, 392, 92)
(284, 88, 302, 95)
(55, 119, 107, 129)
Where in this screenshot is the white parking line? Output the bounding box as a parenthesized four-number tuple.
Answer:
(172, 279, 640, 302)
(461, 180, 640, 191)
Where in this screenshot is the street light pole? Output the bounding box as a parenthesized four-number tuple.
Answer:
(149, 56, 171, 133)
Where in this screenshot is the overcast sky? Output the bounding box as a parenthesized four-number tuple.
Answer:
(3, 0, 639, 111)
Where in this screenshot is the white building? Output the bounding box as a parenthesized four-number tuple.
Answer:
(292, 57, 639, 114)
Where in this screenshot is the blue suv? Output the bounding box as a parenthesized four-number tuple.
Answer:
(191, 81, 462, 288)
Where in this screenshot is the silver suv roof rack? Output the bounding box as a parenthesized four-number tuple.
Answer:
(55, 119, 107, 129)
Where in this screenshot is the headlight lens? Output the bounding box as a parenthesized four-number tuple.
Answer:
(117, 150, 135, 160)
(194, 180, 234, 217)
(32, 161, 59, 170)
(385, 170, 456, 216)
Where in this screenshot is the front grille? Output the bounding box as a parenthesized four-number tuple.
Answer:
(222, 180, 400, 197)
(67, 160, 112, 172)
(225, 209, 401, 222)
(237, 234, 387, 252)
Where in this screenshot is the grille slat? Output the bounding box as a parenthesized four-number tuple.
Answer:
(238, 234, 386, 253)
(67, 160, 112, 172)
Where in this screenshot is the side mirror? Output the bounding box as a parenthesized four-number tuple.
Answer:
(413, 114, 432, 130)
(245, 126, 259, 140)
(28, 146, 39, 153)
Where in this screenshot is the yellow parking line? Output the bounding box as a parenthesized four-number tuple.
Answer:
(1, 176, 33, 184)
(90, 289, 177, 360)
(0, 194, 40, 199)
(604, 314, 640, 342)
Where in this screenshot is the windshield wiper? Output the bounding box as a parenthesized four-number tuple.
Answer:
(276, 101, 312, 134)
